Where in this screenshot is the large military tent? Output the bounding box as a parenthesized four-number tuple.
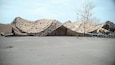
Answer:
(0, 17, 115, 36)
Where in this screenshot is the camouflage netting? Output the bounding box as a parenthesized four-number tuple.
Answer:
(63, 21, 115, 34)
(0, 17, 115, 36)
(102, 21, 115, 32)
(11, 17, 62, 36)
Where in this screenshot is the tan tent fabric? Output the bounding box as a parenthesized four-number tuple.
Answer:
(0, 17, 115, 36)
(63, 21, 114, 34)
(11, 17, 62, 36)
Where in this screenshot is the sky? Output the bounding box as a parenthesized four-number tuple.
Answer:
(0, 0, 115, 24)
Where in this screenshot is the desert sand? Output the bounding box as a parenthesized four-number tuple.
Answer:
(0, 36, 115, 65)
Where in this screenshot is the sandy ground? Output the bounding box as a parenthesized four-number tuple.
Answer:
(0, 36, 115, 65)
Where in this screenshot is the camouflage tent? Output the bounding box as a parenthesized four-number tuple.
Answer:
(0, 17, 115, 36)
(11, 17, 62, 36)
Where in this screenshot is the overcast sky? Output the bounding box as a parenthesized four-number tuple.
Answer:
(0, 0, 115, 24)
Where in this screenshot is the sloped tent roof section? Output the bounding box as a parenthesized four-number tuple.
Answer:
(11, 17, 62, 36)
(47, 20, 83, 36)
(64, 21, 100, 33)
(92, 21, 115, 33)
(63, 21, 115, 34)
(47, 25, 80, 36)
(102, 21, 115, 32)
(63, 21, 84, 36)
(47, 25, 67, 36)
